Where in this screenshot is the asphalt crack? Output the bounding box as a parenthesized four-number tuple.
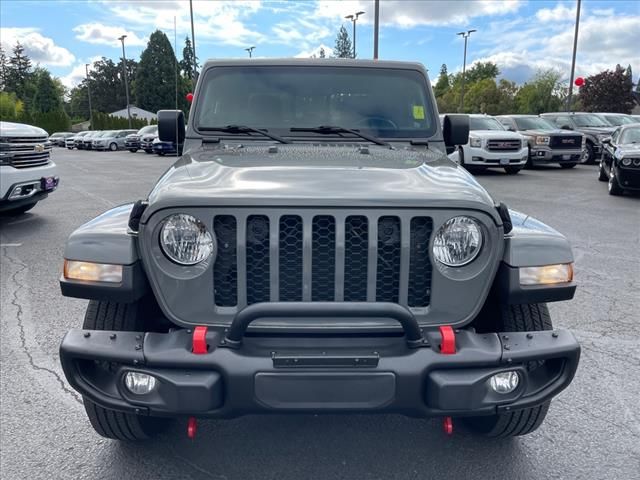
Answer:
(2, 247, 82, 404)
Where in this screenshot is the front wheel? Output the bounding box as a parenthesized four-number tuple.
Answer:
(464, 303, 552, 437)
(608, 169, 624, 196)
(128, 149, 138, 153)
(144, 149, 153, 154)
(559, 163, 577, 169)
(598, 163, 608, 181)
(504, 166, 522, 175)
(81, 300, 172, 441)
(109, 142, 118, 151)
(581, 143, 595, 165)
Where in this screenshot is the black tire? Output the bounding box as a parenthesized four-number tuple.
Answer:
(81, 300, 171, 441)
(504, 166, 522, 175)
(144, 149, 153, 154)
(67, 147, 73, 150)
(608, 168, 624, 196)
(598, 163, 608, 181)
(464, 303, 552, 438)
(581, 142, 595, 165)
(525, 146, 533, 169)
(128, 149, 138, 153)
(2, 201, 37, 215)
(109, 142, 118, 151)
(157, 152, 165, 156)
(559, 163, 577, 169)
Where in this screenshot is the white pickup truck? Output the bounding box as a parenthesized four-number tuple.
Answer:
(0, 121, 59, 214)
(445, 114, 528, 175)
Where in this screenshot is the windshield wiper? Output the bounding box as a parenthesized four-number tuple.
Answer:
(199, 125, 291, 144)
(290, 125, 390, 147)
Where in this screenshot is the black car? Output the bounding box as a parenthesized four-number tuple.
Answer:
(126, 125, 158, 153)
(152, 137, 177, 156)
(541, 112, 616, 164)
(599, 124, 640, 195)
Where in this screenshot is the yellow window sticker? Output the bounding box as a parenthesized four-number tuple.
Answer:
(413, 105, 425, 120)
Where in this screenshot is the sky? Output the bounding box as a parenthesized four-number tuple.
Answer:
(1, 0, 639, 90)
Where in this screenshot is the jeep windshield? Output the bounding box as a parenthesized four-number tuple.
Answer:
(514, 117, 556, 131)
(469, 117, 505, 131)
(194, 66, 435, 140)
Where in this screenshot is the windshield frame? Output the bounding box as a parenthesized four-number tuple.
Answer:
(192, 65, 437, 142)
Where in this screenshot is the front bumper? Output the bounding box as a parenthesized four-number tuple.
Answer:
(0, 162, 59, 203)
(60, 318, 580, 419)
(463, 146, 528, 167)
(530, 146, 582, 164)
(614, 165, 640, 190)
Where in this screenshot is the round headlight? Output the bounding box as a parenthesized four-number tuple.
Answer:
(160, 214, 215, 265)
(433, 216, 483, 267)
(621, 158, 632, 166)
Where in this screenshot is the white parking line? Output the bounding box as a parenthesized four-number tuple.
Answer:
(0, 243, 22, 247)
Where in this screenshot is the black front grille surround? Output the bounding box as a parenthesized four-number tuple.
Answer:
(549, 135, 582, 149)
(212, 212, 433, 309)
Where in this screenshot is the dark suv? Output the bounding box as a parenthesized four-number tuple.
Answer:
(540, 112, 615, 164)
(59, 59, 580, 443)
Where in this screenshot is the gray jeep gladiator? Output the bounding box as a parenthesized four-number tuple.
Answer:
(59, 59, 580, 442)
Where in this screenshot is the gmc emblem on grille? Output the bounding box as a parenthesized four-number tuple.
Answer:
(561, 139, 575, 144)
(34, 144, 45, 153)
(496, 142, 509, 148)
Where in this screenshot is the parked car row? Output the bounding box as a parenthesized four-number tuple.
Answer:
(443, 112, 638, 175)
(62, 129, 138, 151)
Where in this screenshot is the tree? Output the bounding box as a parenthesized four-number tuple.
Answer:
(5, 42, 33, 101)
(319, 47, 326, 59)
(31, 69, 63, 113)
(333, 26, 353, 58)
(462, 61, 500, 84)
(579, 65, 635, 113)
(433, 64, 450, 98)
(0, 45, 8, 91)
(136, 30, 189, 114)
(180, 36, 198, 80)
(514, 70, 564, 114)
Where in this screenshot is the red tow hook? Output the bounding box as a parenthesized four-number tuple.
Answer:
(192, 326, 208, 354)
(443, 416, 453, 436)
(187, 417, 197, 439)
(439, 326, 456, 354)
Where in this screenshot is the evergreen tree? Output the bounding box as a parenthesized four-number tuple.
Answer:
(180, 36, 197, 80)
(136, 30, 187, 114)
(6, 42, 33, 100)
(0, 45, 8, 91)
(333, 26, 353, 58)
(31, 69, 63, 113)
(433, 64, 450, 98)
(319, 47, 326, 59)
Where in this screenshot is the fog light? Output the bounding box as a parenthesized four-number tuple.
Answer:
(124, 372, 157, 395)
(489, 371, 520, 394)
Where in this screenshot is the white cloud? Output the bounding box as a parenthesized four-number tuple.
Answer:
(0, 27, 75, 66)
(73, 23, 147, 47)
(535, 3, 576, 22)
(315, 0, 523, 27)
(294, 43, 333, 58)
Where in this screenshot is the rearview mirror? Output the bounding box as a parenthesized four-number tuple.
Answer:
(158, 110, 185, 145)
(443, 114, 469, 148)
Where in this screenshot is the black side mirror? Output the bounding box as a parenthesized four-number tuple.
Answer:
(601, 137, 611, 145)
(560, 125, 573, 131)
(158, 110, 185, 145)
(443, 114, 469, 148)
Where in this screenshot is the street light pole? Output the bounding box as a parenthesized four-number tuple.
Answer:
(457, 29, 476, 113)
(85, 63, 93, 129)
(245, 46, 255, 58)
(189, 0, 197, 88)
(345, 11, 365, 59)
(566, 0, 582, 112)
(373, 0, 379, 59)
(118, 35, 132, 128)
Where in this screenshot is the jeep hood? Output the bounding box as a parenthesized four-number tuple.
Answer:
(144, 144, 498, 218)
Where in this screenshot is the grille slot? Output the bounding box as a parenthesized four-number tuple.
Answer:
(279, 215, 304, 301)
(214, 212, 432, 310)
(486, 139, 521, 151)
(246, 215, 270, 304)
(376, 216, 402, 303)
(213, 215, 238, 306)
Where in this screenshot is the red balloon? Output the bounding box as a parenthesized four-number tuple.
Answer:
(186, 92, 194, 102)
(574, 77, 585, 87)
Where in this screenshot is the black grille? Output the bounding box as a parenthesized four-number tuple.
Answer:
(549, 135, 582, 149)
(376, 217, 401, 303)
(408, 217, 433, 307)
(486, 139, 521, 151)
(213, 216, 237, 306)
(311, 216, 336, 301)
(279, 215, 303, 301)
(213, 213, 432, 309)
(344, 216, 369, 302)
(246, 215, 270, 304)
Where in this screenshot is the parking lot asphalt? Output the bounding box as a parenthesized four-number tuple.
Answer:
(1, 148, 639, 480)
